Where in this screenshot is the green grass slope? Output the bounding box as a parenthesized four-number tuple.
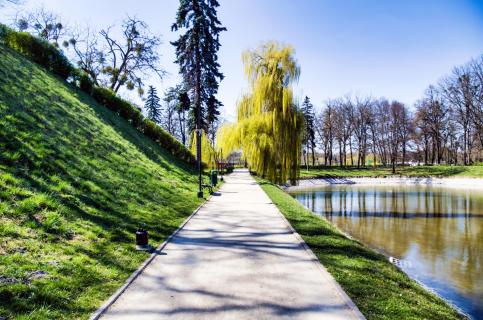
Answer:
(0, 45, 203, 319)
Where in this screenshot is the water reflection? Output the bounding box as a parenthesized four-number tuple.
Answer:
(289, 185, 483, 319)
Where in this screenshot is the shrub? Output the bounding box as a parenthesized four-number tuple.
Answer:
(91, 88, 196, 165)
(0, 24, 73, 79)
(79, 72, 94, 94)
(141, 119, 196, 164)
(0, 24, 8, 40)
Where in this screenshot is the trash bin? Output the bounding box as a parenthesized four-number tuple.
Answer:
(135, 229, 149, 250)
(210, 170, 218, 186)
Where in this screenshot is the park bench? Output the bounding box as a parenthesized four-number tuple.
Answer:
(201, 183, 213, 194)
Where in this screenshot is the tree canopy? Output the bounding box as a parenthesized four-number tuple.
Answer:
(171, 0, 226, 136)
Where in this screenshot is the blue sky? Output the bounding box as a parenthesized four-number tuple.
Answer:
(2, 0, 482, 120)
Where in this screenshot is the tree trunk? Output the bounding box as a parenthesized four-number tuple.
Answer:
(178, 111, 186, 146)
(329, 135, 333, 166)
(463, 124, 468, 165)
(194, 0, 202, 195)
(311, 143, 315, 167)
(339, 140, 343, 167)
(349, 141, 354, 167)
(343, 140, 347, 167)
(424, 139, 429, 165)
(402, 142, 406, 166)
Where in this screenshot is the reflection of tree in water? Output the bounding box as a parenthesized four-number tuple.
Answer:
(451, 217, 482, 295)
(290, 185, 483, 297)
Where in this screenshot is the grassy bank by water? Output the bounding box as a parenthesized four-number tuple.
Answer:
(259, 180, 465, 319)
(0, 44, 206, 319)
(299, 164, 482, 179)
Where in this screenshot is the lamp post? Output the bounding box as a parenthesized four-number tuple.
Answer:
(196, 128, 203, 198)
(220, 148, 224, 181)
(303, 149, 308, 172)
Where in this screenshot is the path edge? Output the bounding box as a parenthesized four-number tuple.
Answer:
(89, 195, 213, 320)
(257, 181, 366, 320)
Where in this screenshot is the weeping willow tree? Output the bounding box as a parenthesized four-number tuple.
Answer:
(191, 131, 217, 169)
(218, 42, 303, 184)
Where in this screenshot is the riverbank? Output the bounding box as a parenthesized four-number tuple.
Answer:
(299, 165, 483, 179)
(259, 179, 466, 319)
(287, 176, 483, 190)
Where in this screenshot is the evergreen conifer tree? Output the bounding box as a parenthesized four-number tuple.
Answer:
(301, 96, 316, 166)
(172, 0, 226, 196)
(145, 85, 162, 124)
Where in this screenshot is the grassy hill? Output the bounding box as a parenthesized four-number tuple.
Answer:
(0, 44, 203, 319)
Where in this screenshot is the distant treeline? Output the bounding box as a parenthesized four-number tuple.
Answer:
(302, 55, 482, 170)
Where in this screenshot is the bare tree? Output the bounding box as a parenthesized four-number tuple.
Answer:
(311, 55, 482, 168)
(317, 103, 335, 166)
(414, 101, 429, 164)
(388, 101, 405, 173)
(324, 105, 334, 166)
(372, 99, 391, 166)
(14, 7, 66, 45)
(440, 56, 483, 164)
(99, 17, 165, 94)
(398, 103, 413, 165)
(367, 103, 379, 167)
(162, 88, 180, 137)
(161, 85, 192, 146)
(65, 26, 103, 85)
(425, 86, 449, 164)
(352, 96, 372, 167)
(332, 98, 352, 167)
(445, 118, 460, 164)
(344, 98, 355, 167)
(468, 56, 483, 134)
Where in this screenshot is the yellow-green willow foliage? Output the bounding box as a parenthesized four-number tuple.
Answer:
(190, 131, 216, 169)
(218, 42, 303, 184)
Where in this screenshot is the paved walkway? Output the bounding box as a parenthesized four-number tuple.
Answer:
(97, 170, 364, 320)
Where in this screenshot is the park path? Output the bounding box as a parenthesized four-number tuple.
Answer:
(97, 169, 364, 320)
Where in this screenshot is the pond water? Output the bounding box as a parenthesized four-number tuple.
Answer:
(288, 185, 483, 319)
